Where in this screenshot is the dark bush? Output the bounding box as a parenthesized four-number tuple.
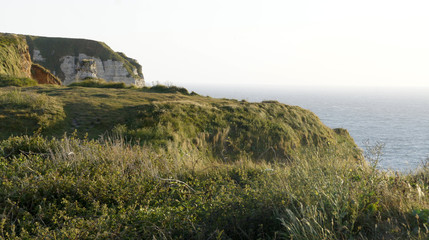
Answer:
(69, 78, 126, 88)
(144, 84, 190, 95)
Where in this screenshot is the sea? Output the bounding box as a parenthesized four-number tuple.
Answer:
(187, 84, 429, 172)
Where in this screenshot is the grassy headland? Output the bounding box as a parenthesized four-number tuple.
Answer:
(0, 84, 359, 162)
(0, 84, 428, 239)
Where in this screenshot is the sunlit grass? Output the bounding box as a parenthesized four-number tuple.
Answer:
(1, 135, 428, 239)
(0, 89, 65, 138)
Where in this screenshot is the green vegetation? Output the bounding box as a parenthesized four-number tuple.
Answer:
(1, 84, 427, 239)
(69, 78, 127, 89)
(0, 85, 359, 162)
(0, 33, 31, 78)
(1, 135, 429, 239)
(0, 88, 65, 139)
(143, 84, 192, 95)
(117, 51, 144, 78)
(0, 74, 37, 87)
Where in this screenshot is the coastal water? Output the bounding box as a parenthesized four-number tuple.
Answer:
(187, 84, 429, 172)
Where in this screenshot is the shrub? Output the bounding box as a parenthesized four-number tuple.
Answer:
(0, 135, 428, 239)
(143, 84, 190, 95)
(0, 135, 57, 158)
(0, 74, 37, 87)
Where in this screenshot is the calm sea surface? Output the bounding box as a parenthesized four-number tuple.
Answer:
(188, 85, 429, 171)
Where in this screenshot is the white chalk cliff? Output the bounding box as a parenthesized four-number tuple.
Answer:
(57, 53, 144, 86)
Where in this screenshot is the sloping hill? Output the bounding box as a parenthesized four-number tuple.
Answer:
(0, 85, 361, 161)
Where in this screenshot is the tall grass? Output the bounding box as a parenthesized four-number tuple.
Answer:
(1, 135, 428, 239)
(277, 143, 429, 239)
(0, 74, 37, 87)
(0, 89, 65, 138)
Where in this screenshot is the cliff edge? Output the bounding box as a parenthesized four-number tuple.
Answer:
(26, 35, 144, 86)
(0, 33, 144, 86)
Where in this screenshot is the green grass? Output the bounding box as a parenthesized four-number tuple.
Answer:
(0, 135, 428, 239)
(0, 75, 37, 87)
(69, 78, 127, 88)
(0, 88, 65, 138)
(0, 33, 32, 78)
(0, 85, 427, 239)
(0, 85, 360, 162)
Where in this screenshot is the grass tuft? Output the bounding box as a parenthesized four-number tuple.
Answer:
(0, 74, 37, 87)
(0, 89, 65, 138)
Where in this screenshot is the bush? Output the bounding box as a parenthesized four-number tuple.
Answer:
(143, 84, 190, 95)
(0, 74, 37, 87)
(69, 78, 126, 88)
(0, 135, 57, 158)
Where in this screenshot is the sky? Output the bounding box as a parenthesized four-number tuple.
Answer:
(1, 0, 429, 90)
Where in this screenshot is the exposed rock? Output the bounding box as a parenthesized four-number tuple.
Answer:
(59, 53, 144, 86)
(76, 59, 97, 80)
(25, 35, 145, 86)
(32, 49, 45, 62)
(31, 63, 61, 85)
(59, 56, 76, 85)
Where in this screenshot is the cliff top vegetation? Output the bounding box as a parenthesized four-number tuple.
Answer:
(0, 84, 360, 162)
(1, 83, 429, 239)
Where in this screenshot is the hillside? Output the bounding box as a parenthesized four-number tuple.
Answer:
(0, 33, 32, 78)
(2, 85, 429, 239)
(0, 84, 360, 161)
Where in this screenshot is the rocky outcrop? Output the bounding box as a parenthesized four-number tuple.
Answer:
(59, 53, 144, 86)
(32, 49, 46, 62)
(76, 58, 97, 80)
(31, 64, 61, 85)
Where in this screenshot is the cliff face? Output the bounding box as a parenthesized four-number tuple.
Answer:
(31, 64, 61, 85)
(25, 36, 144, 86)
(0, 33, 32, 78)
(1, 33, 143, 86)
(59, 53, 142, 85)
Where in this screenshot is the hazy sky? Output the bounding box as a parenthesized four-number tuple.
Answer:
(2, 0, 429, 89)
